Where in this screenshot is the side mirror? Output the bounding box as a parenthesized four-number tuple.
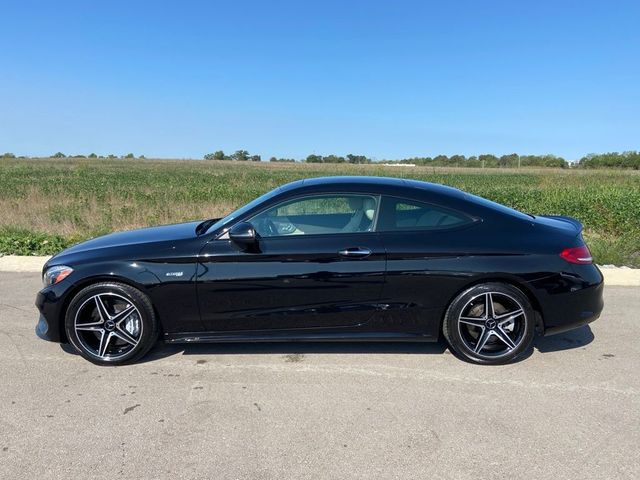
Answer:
(228, 222, 258, 251)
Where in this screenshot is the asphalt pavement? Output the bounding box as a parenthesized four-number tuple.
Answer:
(0, 272, 638, 479)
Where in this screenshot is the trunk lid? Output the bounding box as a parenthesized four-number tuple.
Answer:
(533, 215, 583, 235)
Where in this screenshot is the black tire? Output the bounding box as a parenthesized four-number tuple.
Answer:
(442, 282, 535, 365)
(65, 282, 159, 366)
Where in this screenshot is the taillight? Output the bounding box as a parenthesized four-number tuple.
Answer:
(560, 245, 593, 264)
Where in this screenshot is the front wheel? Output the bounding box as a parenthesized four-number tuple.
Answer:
(442, 283, 535, 365)
(65, 282, 159, 365)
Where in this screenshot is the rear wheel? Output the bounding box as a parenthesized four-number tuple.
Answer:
(64, 282, 159, 365)
(442, 283, 535, 365)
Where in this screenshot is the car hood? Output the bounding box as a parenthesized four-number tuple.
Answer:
(56, 221, 202, 257)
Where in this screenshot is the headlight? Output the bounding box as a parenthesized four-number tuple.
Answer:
(43, 265, 74, 287)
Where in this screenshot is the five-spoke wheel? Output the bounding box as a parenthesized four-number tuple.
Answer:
(65, 282, 158, 365)
(74, 293, 143, 359)
(443, 283, 535, 364)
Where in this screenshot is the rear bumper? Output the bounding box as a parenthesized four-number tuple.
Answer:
(544, 312, 600, 336)
(535, 266, 604, 336)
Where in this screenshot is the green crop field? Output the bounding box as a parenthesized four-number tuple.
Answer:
(1, 158, 639, 266)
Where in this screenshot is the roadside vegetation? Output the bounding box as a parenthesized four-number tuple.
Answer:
(0, 158, 638, 266)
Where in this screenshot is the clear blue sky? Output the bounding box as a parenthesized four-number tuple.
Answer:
(1, 0, 638, 161)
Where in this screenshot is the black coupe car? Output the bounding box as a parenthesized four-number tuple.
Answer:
(36, 176, 603, 365)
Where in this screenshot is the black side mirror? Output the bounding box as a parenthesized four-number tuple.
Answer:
(228, 222, 258, 251)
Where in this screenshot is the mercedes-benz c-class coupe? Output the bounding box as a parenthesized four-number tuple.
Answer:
(36, 176, 604, 365)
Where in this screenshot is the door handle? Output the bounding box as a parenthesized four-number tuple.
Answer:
(338, 247, 372, 258)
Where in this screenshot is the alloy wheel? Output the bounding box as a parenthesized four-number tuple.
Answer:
(456, 291, 528, 358)
(73, 292, 143, 361)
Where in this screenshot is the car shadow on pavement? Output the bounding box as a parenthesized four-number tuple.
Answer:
(144, 325, 594, 362)
(59, 326, 594, 363)
(142, 339, 450, 363)
(534, 325, 594, 353)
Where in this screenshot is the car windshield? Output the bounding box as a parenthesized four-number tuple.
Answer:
(202, 187, 282, 234)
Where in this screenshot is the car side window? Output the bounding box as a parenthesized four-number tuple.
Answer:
(378, 196, 471, 231)
(249, 194, 379, 237)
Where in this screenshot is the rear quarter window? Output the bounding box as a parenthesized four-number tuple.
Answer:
(378, 196, 474, 232)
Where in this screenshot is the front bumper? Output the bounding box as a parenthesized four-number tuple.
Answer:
(35, 286, 69, 343)
(35, 313, 51, 340)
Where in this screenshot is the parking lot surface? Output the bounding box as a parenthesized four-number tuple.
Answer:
(1, 272, 638, 479)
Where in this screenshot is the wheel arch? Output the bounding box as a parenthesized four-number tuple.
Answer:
(440, 275, 545, 336)
(57, 274, 156, 343)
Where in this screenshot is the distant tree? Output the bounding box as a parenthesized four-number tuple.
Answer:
(432, 155, 449, 165)
(205, 150, 227, 160)
(1, 152, 16, 158)
(231, 150, 250, 161)
(51, 152, 66, 158)
(305, 154, 323, 163)
(324, 155, 346, 163)
(88, 153, 98, 158)
(499, 153, 519, 168)
(107, 154, 117, 159)
(519, 154, 567, 168)
(543, 155, 566, 168)
(124, 153, 135, 159)
(478, 154, 498, 168)
(250, 154, 261, 162)
(346, 154, 370, 164)
(139, 155, 146, 159)
(579, 151, 640, 169)
(449, 155, 466, 166)
(465, 156, 481, 167)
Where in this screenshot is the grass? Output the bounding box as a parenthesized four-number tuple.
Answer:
(1, 158, 639, 266)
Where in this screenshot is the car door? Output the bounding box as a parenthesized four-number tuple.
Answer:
(196, 193, 386, 332)
(376, 195, 479, 336)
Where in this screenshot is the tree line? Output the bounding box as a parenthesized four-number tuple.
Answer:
(0, 152, 146, 159)
(578, 151, 640, 169)
(2, 150, 639, 169)
(203, 150, 261, 162)
(204, 151, 567, 167)
(384, 154, 567, 168)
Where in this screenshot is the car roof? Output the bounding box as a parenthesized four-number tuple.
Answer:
(302, 176, 405, 187)
(271, 176, 538, 228)
(281, 176, 465, 199)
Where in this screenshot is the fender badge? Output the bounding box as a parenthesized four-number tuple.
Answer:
(166, 271, 184, 277)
